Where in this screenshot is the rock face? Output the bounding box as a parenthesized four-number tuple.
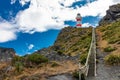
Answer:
(35, 48, 79, 61)
(0, 47, 16, 62)
(99, 4, 120, 25)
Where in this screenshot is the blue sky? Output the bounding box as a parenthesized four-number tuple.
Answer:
(0, 0, 120, 55)
(0, 30, 60, 55)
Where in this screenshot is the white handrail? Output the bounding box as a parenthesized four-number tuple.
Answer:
(79, 28, 96, 79)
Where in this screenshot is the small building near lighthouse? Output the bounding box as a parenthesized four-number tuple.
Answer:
(76, 13, 82, 28)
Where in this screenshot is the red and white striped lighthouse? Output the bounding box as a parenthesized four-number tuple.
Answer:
(76, 13, 82, 28)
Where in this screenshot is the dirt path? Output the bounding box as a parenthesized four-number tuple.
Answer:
(95, 49, 120, 80)
(96, 29, 108, 49)
(86, 49, 120, 80)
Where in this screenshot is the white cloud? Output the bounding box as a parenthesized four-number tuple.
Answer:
(11, 0, 30, 5)
(15, 0, 83, 33)
(86, 0, 90, 3)
(11, 0, 16, 4)
(82, 23, 92, 27)
(59, 0, 81, 7)
(79, 0, 114, 17)
(16, 0, 120, 33)
(112, 0, 120, 3)
(28, 44, 34, 50)
(0, 20, 17, 43)
(82, 22, 99, 27)
(0, 30, 16, 43)
(19, 0, 30, 6)
(16, 0, 79, 33)
(26, 52, 31, 54)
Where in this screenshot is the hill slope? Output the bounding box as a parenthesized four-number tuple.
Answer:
(97, 4, 120, 65)
(97, 21, 120, 65)
(35, 27, 92, 61)
(51, 27, 92, 56)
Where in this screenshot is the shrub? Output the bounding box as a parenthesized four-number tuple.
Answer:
(81, 36, 86, 40)
(104, 46, 116, 52)
(104, 54, 120, 65)
(118, 41, 120, 44)
(72, 71, 79, 79)
(80, 53, 87, 65)
(51, 61, 60, 67)
(27, 54, 48, 64)
(15, 62, 24, 73)
(57, 50, 63, 55)
(68, 53, 71, 56)
(108, 38, 120, 44)
(12, 56, 24, 65)
(72, 48, 78, 52)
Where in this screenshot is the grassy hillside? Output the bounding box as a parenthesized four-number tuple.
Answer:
(97, 21, 120, 65)
(52, 27, 92, 56)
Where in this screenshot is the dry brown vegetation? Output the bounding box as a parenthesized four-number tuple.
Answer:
(0, 60, 78, 80)
(0, 63, 7, 69)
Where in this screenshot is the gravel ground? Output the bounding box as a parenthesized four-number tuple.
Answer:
(47, 74, 77, 80)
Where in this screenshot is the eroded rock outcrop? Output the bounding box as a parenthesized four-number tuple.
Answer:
(0, 47, 16, 62)
(99, 4, 120, 25)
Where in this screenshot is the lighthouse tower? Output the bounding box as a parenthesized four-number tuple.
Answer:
(76, 13, 82, 28)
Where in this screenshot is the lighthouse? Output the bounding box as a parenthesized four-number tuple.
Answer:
(76, 13, 82, 28)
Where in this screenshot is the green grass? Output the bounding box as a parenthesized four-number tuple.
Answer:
(51, 61, 60, 67)
(12, 56, 24, 65)
(27, 53, 48, 64)
(79, 53, 87, 65)
(15, 62, 24, 73)
(104, 54, 120, 65)
(99, 21, 120, 44)
(53, 27, 92, 56)
(72, 71, 79, 79)
(12, 54, 49, 68)
(108, 38, 120, 44)
(98, 20, 120, 66)
(104, 46, 116, 52)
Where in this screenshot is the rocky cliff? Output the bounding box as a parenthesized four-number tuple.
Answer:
(99, 4, 120, 25)
(0, 47, 16, 62)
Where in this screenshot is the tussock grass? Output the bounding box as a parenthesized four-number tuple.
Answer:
(104, 46, 117, 52)
(104, 54, 120, 65)
(80, 53, 87, 65)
